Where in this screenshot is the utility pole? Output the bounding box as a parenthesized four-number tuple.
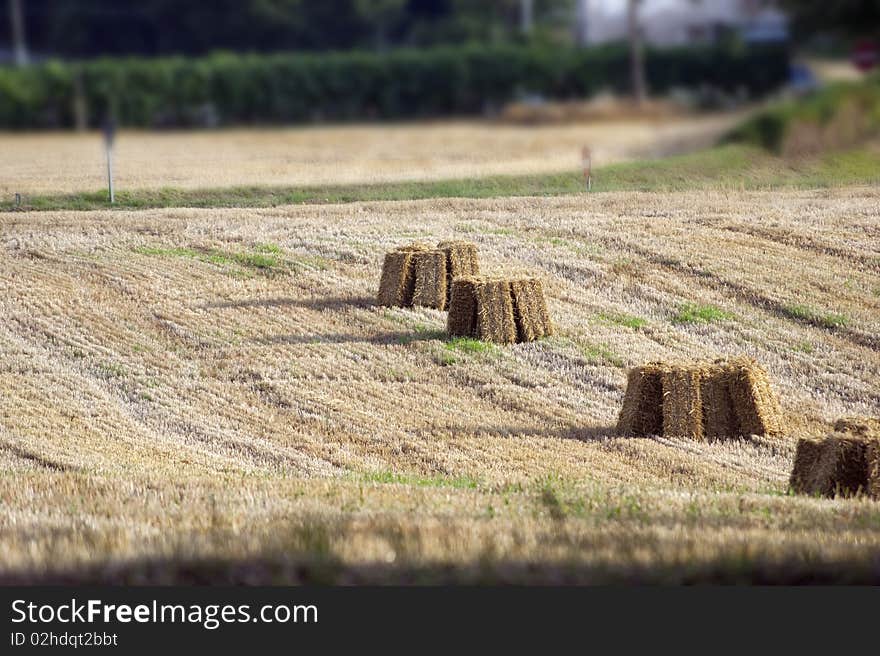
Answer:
(520, 0, 533, 35)
(8, 0, 29, 66)
(627, 0, 647, 106)
(102, 117, 117, 204)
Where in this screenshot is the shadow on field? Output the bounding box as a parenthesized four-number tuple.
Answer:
(5, 555, 880, 585)
(0, 443, 79, 473)
(253, 329, 445, 346)
(203, 295, 374, 311)
(472, 425, 619, 442)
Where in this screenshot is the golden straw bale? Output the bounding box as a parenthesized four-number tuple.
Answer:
(376, 250, 416, 307)
(789, 438, 825, 495)
(475, 278, 518, 344)
(438, 240, 480, 303)
(726, 357, 783, 437)
(617, 363, 666, 437)
(447, 277, 480, 338)
(700, 363, 740, 439)
(448, 274, 551, 345)
(509, 278, 553, 342)
(411, 250, 448, 310)
(789, 434, 872, 497)
(661, 366, 704, 440)
(615, 357, 785, 442)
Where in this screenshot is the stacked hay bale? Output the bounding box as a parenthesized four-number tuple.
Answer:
(376, 241, 479, 310)
(726, 358, 784, 436)
(616, 357, 784, 440)
(662, 366, 704, 441)
(411, 250, 447, 309)
(447, 276, 553, 344)
(438, 241, 480, 304)
(475, 278, 518, 344)
(509, 278, 553, 342)
(375, 243, 428, 308)
(447, 277, 481, 338)
(789, 417, 880, 498)
(616, 364, 664, 437)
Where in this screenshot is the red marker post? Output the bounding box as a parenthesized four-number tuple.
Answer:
(582, 146, 592, 191)
(852, 40, 879, 73)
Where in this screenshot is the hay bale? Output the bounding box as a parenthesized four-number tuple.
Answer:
(475, 278, 517, 344)
(411, 250, 447, 310)
(817, 435, 869, 497)
(448, 274, 549, 345)
(438, 240, 480, 303)
(789, 438, 826, 495)
(867, 440, 880, 499)
(700, 364, 740, 439)
(447, 277, 480, 338)
(617, 363, 665, 437)
(726, 357, 783, 437)
(789, 434, 871, 497)
(661, 366, 704, 440)
(509, 278, 553, 342)
(615, 356, 785, 442)
(376, 250, 416, 307)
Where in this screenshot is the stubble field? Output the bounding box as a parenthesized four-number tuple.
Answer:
(1, 187, 879, 583)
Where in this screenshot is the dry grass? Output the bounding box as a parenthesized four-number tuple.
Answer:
(1, 187, 880, 582)
(0, 114, 741, 196)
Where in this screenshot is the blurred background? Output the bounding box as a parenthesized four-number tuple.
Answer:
(0, 1, 877, 197)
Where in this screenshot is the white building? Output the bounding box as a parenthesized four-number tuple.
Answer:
(575, 0, 789, 47)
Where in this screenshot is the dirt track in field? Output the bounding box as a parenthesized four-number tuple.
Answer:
(1, 187, 879, 581)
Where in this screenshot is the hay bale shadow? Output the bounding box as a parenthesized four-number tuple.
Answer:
(203, 295, 374, 311)
(255, 329, 445, 346)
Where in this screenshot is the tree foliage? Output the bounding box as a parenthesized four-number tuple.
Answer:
(1, 0, 576, 57)
(780, 0, 880, 40)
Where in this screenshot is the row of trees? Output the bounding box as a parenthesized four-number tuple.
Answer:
(779, 0, 879, 43)
(5, 1, 878, 63)
(2, 0, 575, 59)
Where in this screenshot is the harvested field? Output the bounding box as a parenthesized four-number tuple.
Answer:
(1, 187, 880, 582)
(0, 114, 743, 196)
